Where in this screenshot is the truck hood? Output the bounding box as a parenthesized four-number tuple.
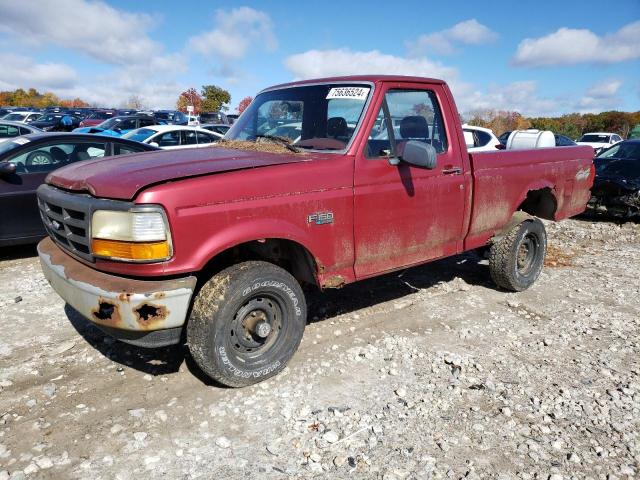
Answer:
(46, 146, 316, 200)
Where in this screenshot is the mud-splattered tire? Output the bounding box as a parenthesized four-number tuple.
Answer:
(489, 218, 547, 292)
(187, 261, 306, 387)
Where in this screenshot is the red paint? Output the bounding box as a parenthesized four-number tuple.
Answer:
(46, 76, 594, 286)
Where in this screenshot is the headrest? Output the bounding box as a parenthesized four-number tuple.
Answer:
(400, 116, 428, 139)
(327, 117, 348, 138)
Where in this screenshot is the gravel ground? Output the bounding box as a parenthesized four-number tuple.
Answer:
(0, 217, 638, 479)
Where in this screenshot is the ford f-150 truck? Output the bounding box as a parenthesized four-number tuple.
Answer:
(36, 76, 595, 387)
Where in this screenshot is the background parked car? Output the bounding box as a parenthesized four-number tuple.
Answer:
(577, 132, 622, 154)
(593, 139, 640, 170)
(201, 123, 231, 136)
(153, 110, 188, 125)
(74, 115, 158, 137)
(30, 113, 82, 132)
(0, 121, 43, 143)
(588, 140, 640, 218)
(123, 125, 222, 149)
(199, 111, 229, 125)
(0, 133, 159, 246)
(2, 112, 42, 123)
(462, 124, 501, 152)
(78, 110, 117, 128)
(226, 114, 238, 124)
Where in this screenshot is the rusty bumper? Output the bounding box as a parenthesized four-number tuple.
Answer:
(38, 238, 197, 334)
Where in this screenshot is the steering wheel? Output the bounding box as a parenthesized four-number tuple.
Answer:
(25, 150, 54, 166)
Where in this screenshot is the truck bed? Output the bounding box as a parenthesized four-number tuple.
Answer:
(464, 145, 595, 250)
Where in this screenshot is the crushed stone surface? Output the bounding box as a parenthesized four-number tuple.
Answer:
(0, 218, 638, 479)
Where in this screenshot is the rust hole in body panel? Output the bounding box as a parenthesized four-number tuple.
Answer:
(92, 300, 121, 325)
(134, 303, 169, 327)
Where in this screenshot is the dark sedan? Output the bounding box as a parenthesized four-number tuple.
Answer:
(589, 140, 640, 218)
(30, 113, 83, 132)
(0, 133, 159, 246)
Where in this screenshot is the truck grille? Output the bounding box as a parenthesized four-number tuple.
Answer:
(37, 184, 133, 263)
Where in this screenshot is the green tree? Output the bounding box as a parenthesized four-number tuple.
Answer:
(200, 85, 231, 112)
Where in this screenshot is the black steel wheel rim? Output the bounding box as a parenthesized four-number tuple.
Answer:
(516, 233, 539, 276)
(229, 294, 284, 356)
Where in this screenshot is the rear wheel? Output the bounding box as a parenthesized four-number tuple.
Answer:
(489, 218, 547, 291)
(187, 261, 306, 387)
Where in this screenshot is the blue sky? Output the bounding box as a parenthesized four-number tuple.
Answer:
(0, 0, 638, 115)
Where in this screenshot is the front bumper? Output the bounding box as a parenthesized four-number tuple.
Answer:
(38, 238, 197, 345)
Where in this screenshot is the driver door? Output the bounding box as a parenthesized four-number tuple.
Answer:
(353, 83, 468, 278)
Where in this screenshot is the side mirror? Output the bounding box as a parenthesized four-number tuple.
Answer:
(495, 143, 506, 150)
(0, 162, 17, 175)
(399, 141, 437, 169)
(149, 142, 160, 148)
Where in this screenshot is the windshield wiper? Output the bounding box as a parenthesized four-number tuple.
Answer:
(254, 134, 300, 153)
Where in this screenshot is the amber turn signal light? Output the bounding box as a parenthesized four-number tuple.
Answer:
(91, 239, 171, 262)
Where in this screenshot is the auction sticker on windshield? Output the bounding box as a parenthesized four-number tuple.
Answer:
(326, 87, 370, 100)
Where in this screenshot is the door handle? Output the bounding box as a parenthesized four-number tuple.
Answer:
(442, 166, 462, 175)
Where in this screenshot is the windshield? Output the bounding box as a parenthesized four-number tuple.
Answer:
(122, 128, 156, 142)
(89, 111, 113, 120)
(596, 142, 640, 160)
(155, 112, 174, 120)
(225, 83, 371, 151)
(40, 114, 61, 122)
(97, 118, 123, 130)
(579, 134, 610, 143)
(598, 159, 640, 179)
(3, 113, 25, 121)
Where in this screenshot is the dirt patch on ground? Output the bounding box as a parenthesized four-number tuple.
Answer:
(544, 244, 576, 267)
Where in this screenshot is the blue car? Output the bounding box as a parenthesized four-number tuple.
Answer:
(74, 115, 158, 137)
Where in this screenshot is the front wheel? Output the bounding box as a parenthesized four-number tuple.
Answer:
(187, 261, 307, 387)
(489, 218, 547, 291)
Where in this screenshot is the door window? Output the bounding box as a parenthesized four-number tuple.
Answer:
(156, 131, 181, 147)
(183, 130, 198, 145)
(196, 131, 217, 144)
(112, 143, 146, 155)
(0, 125, 20, 139)
(8, 142, 106, 173)
(366, 89, 448, 158)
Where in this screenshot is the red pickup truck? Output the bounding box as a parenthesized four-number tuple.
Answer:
(37, 75, 594, 387)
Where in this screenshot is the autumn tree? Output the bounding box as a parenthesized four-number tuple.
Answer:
(176, 88, 202, 114)
(237, 96, 252, 114)
(200, 85, 231, 112)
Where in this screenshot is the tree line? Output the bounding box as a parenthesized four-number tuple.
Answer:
(175, 85, 251, 115)
(0, 88, 89, 108)
(465, 109, 640, 139)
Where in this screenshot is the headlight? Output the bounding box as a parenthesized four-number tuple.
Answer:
(91, 207, 172, 262)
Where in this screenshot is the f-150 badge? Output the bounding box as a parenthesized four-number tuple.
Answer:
(307, 212, 334, 225)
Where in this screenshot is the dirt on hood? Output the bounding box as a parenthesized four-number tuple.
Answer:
(215, 139, 303, 155)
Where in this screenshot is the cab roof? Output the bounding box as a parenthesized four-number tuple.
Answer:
(262, 75, 446, 92)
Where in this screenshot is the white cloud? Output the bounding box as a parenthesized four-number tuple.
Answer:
(0, 54, 78, 91)
(284, 49, 459, 84)
(188, 7, 277, 60)
(407, 19, 498, 56)
(0, 1, 163, 66)
(282, 48, 628, 117)
(574, 79, 622, 112)
(512, 21, 640, 67)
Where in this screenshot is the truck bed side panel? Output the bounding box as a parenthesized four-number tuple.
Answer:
(465, 146, 594, 250)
